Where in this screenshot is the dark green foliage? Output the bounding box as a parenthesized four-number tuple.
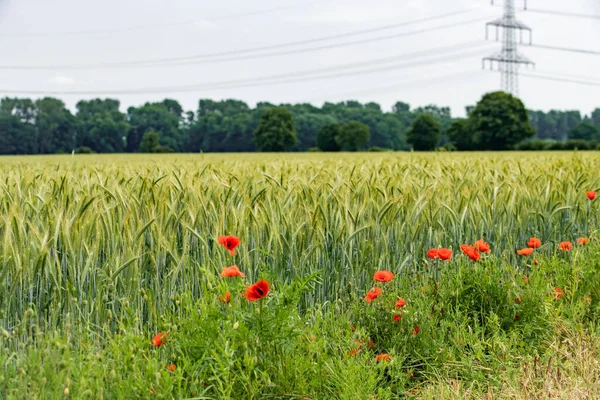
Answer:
(563, 139, 593, 150)
(439, 142, 456, 151)
(547, 141, 565, 151)
(35, 97, 77, 154)
(529, 109, 582, 141)
(468, 92, 536, 150)
(76, 99, 128, 153)
(294, 113, 336, 151)
(316, 124, 341, 152)
(569, 122, 600, 142)
(0, 114, 37, 154)
(127, 101, 184, 152)
(139, 131, 161, 153)
(154, 145, 175, 153)
(254, 107, 297, 152)
(592, 108, 600, 129)
(446, 119, 474, 151)
(0, 95, 598, 154)
(74, 146, 95, 154)
(367, 146, 391, 152)
(515, 139, 559, 151)
(406, 114, 442, 151)
(413, 105, 452, 130)
(335, 121, 370, 151)
(187, 111, 256, 152)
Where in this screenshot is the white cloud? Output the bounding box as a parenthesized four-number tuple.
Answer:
(48, 75, 75, 85)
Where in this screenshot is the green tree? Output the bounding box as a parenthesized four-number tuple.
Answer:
(187, 112, 256, 152)
(35, 97, 76, 154)
(292, 113, 336, 151)
(335, 121, 370, 151)
(468, 92, 535, 150)
(447, 119, 474, 151)
(592, 108, 600, 129)
(0, 97, 37, 124)
(127, 102, 184, 152)
(253, 107, 297, 152)
(413, 105, 452, 129)
(139, 131, 161, 153)
(76, 99, 129, 153)
(0, 114, 38, 154)
(406, 114, 442, 151)
(316, 124, 341, 151)
(0, 97, 38, 153)
(569, 122, 600, 142)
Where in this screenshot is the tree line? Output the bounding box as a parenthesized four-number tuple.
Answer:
(0, 94, 598, 154)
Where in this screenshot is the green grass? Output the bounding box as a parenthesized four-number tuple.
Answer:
(1, 152, 600, 399)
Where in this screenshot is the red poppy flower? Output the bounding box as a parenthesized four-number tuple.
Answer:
(460, 244, 471, 254)
(245, 280, 270, 302)
(534, 259, 538, 265)
(412, 326, 420, 335)
(437, 248, 452, 260)
(395, 298, 406, 309)
(474, 239, 491, 253)
(393, 314, 402, 322)
(527, 237, 542, 248)
(558, 241, 573, 251)
(517, 248, 534, 256)
(553, 287, 564, 300)
(587, 191, 597, 201)
(523, 276, 529, 283)
(151, 332, 168, 347)
(349, 322, 355, 331)
(218, 235, 241, 256)
(167, 364, 176, 373)
(373, 270, 395, 282)
(514, 314, 519, 320)
(365, 287, 382, 303)
(427, 248, 439, 259)
(218, 291, 231, 304)
(219, 265, 245, 278)
(367, 340, 375, 350)
(376, 354, 391, 362)
(466, 247, 481, 261)
(514, 297, 522, 304)
(577, 237, 588, 245)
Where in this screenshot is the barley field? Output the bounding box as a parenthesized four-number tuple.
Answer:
(1, 152, 600, 399)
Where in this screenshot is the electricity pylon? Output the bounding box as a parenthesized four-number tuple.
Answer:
(482, 0, 534, 96)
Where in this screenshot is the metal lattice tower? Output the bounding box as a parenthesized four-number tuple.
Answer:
(482, 0, 534, 96)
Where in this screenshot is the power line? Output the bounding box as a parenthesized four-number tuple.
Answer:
(520, 72, 600, 87)
(530, 44, 600, 56)
(134, 17, 491, 69)
(527, 70, 600, 83)
(536, 70, 600, 82)
(0, 47, 490, 96)
(0, 12, 492, 70)
(526, 8, 600, 20)
(0, 0, 335, 38)
(303, 70, 484, 102)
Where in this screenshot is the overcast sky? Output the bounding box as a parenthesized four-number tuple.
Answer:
(0, 0, 598, 117)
